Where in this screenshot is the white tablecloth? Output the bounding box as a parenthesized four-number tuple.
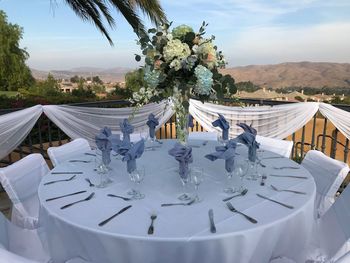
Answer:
(38, 140, 316, 263)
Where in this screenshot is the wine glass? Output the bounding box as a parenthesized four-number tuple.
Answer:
(128, 167, 145, 199)
(191, 167, 204, 201)
(234, 160, 249, 192)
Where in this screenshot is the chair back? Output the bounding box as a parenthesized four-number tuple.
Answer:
(188, 131, 218, 141)
(318, 185, 350, 260)
(302, 150, 349, 217)
(48, 138, 91, 167)
(256, 135, 293, 158)
(0, 154, 49, 229)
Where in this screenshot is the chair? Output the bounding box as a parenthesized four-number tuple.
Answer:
(0, 212, 90, 263)
(47, 138, 91, 167)
(301, 150, 349, 217)
(255, 135, 293, 158)
(0, 154, 49, 229)
(271, 185, 350, 263)
(188, 131, 218, 141)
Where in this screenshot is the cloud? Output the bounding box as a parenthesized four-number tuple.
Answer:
(225, 22, 350, 66)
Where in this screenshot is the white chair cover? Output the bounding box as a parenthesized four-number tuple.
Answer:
(336, 251, 350, 263)
(47, 138, 91, 167)
(0, 212, 49, 262)
(256, 135, 293, 158)
(188, 131, 218, 141)
(301, 150, 349, 217)
(0, 154, 49, 229)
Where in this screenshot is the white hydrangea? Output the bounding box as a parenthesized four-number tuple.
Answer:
(169, 59, 182, 71)
(195, 40, 218, 69)
(163, 39, 191, 62)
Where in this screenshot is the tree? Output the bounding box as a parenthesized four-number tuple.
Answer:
(61, 0, 167, 45)
(0, 11, 34, 91)
(125, 68, 145, 92)
(92, 76, 103, 84)
(20, 74, 60, 97)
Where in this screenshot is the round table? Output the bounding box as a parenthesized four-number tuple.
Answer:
(38, 139, 316, 263)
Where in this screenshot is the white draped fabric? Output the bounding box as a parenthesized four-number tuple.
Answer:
(1, 100, 350, 160)
(189, 99, 319, 139)
(42, 100, 174, 146)
(0, 105, 42, 159)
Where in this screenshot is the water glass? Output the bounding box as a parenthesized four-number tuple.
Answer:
(246, 160, 258, 180)
(178, 175, 192, 201)
(191, 167, 204, 201)
(223, 170, 235, 194)
(128, 167, 145, 199)
(234, 160, 249, 191)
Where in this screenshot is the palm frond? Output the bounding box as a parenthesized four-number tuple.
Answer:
(127, 0, 167, 26)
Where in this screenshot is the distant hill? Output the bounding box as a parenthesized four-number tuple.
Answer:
(31, 67, 133, 83)
(221, 62, 350, 89)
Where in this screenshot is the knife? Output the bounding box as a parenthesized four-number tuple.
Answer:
(208, 209, 216, 233)
(45, 190, 87, 202)
(98, 205, 132, 227)
(256, 194, 294, 209)
(51, 172, 83, 174)
(269, 174, 308, 179)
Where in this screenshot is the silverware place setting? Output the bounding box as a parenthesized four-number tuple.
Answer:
(161, 198, 196, 207)
(208, 209, 216, 233)
(69, 160, 92, 163)
(45, 190, 87, 202)
(226, 202, 258, 224)
(273, 166, 300, 170)
(44, 175, 76, 185)
(269, 174, 308, 179)
(270, 184, 307, 195)
(98, 205, 132, 227)
(107, 194, 133, 201)
(85, 178, 95, 187)
(256, 193, 294, 209)
(60, 192, 95, 209)
(51, 171, 83, 175)
(222, 189, 248, 202)
(148, 214, 157, 235)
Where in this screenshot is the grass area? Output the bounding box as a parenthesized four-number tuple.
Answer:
(0, 91, 19, 98)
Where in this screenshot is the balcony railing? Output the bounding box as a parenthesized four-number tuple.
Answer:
(1, 98, 349, 177)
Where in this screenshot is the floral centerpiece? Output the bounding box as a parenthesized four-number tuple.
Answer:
(132, 22, 236, 144)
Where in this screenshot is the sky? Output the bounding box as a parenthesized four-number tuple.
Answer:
(1, 0, 350, 70)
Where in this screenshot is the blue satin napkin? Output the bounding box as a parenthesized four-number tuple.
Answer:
(212, 114, 230, 140)
(122, 139, 145, 173)
(120, 118, 134, 143)
(235, 132, 260, 162)
(146, 113, 159, 139)
(112, 139, 132, 157)
(205, 139, 237, 173)
(237, 123, 257, 135)
(188, 114, 194, 128)
(95, 127, 114, 165)
(168, 143, 193, 180)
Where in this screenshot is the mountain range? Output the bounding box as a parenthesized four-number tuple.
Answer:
(31, 62, 350, 89)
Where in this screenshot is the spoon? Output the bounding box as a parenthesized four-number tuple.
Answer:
(270, 185, 306, 195)
(222, 189, 248, 202)
(85, 178, 95, 187)
(148, 214, 157, 235)
(107, 194, 133, 201)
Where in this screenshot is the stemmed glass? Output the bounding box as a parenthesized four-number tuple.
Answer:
(94, 148, 112, 188)
(127, 166, 145, 199)
(191, 167, 204, 201)
(235, 160, 249, 192)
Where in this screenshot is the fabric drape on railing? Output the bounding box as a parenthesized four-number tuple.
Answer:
(42, 100, 174, 146)
(189, 99, 319, 139)
(319, 103, 350, 141)
(0, 105, 42, 159)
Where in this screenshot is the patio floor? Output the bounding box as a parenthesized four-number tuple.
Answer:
(0, 191, 11, 218)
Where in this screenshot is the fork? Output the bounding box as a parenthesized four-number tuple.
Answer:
(44, 175, 76, 185)
(69, 160, 91, 163)
(107, 194, 133, 201)
(85, 178, 95, 187)
(148, 214, 157, 235)
(270, 185, 306, 195)
(226, 202, 258, 224)
(273, 166, 300, 170)
(161, 199, 196, 207)
(60, 192, 95, 209)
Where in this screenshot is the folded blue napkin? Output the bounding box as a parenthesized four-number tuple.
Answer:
(212, 114, 230, 140)
(122, 139, 145, 173)
(237, 123, 257, 135)
(235, 132, 259, 162)
(205, 139, 237, 173)
(168, 143, 193, 180)
(120, 118, 134, 143)
(112, 139, 132, 156)
(188, 114, 194, 128)
(95, 127, 113, 165)
(146, 113, 159, 139)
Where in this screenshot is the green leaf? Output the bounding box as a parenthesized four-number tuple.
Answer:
(148, 28, 157, 34)
(135, 54, 141, 62)
(156, 32, 163, 36)
(185, 32, 196, 42)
